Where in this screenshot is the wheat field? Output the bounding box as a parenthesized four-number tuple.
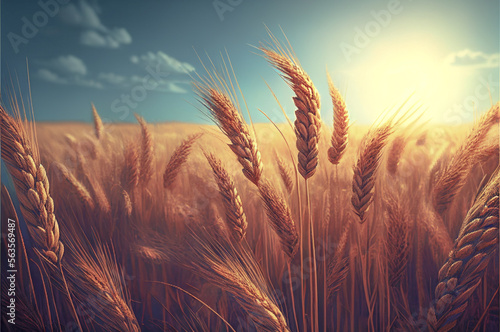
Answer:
(1, 39, 499, 332)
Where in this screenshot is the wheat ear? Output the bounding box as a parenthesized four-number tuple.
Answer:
(67, 244, 140, 331)
(205, 152, 247, 241)
(136, 228, 291, 331)
(195, 251, 290, 332)
(276, 154, 294, 194)
(92, 103, 103, 140)
(261, 39, 322, 330)
(52, 162, 95, 211)
(0, 106, 64, 264)
(327, 223, 351, 298)
(74, 152, 110, 216)
(261, 47, 321, 179)
(327, 72, 349, 165)
(385, 194, 410, 287)
(387, 135, 407, 175)
(432, 103, 499, 214)
(477, 142, 499, 164)
(195, 86, 263, 185)
(134, 114, 154, 185)
(258, 180, 299, 258)
(427, 167, 499, 332)
(163, 133, 203, 189)
(121, 141, 140, 192)
(120, 189, 133, 218)
(188, 230, 291, 332)
(352, 123, 393, 223)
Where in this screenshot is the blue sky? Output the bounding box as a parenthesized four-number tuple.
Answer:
(1, 0, 499, 125)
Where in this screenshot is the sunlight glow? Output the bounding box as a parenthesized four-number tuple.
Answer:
(343, 38, 469, 123)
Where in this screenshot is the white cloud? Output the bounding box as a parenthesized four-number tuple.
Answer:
(40, 55, 88, 76)
(109, 28, 132, 45)
(37, 68, 103, 89)
(37, 56, 103, 89)
(159, 82, 188, 93)
(59, 0, 105, 31)
(36, 53, 189, 93)
(130, 51, 195, 74)
(38, 69, 68, 84)
(98, 72, 127, 85)
(74, 76, 104, 89)
(84, 28, 130, 48)
(81, 30, 109, 47)
(81, 28, 132, 49)
(445, 49, 499, 69)
(100, 73, 189, 93)
(59, 0, 132, 48)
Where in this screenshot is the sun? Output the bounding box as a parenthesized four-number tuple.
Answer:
(342, 38, 467, 123)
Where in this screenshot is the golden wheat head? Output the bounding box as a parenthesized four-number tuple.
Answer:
(428, 167, 499, 332)
(352, 123, 393, 223)
(92, 103, 104, 140)
(261, 45, 321, 179)
(205, 152, 248, 241)
(163, 133, 203, 189)
(258, 180, 299, 258)
(0, 106, 64, 264)
(327, 72, 349, 165)
(196, 86, 263, 186)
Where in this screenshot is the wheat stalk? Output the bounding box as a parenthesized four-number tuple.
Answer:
(163, 133, 203, 189)
(134, 114, 154, 185)
(92, 103, 104, 140)
(432, 103, 499, 214)
(205, 152, 247, 241)
(261, 38, 322, 330)
(352, 123, 393, 223)
(427, 167, 499, 332)
(1, 282, 45, 331)
(0, 106, 64, 264)
(327, 72, 349, 165)
(1, 184, 46, 331)
(258, 180, 299, 258)
(261, 46, 321, 179)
